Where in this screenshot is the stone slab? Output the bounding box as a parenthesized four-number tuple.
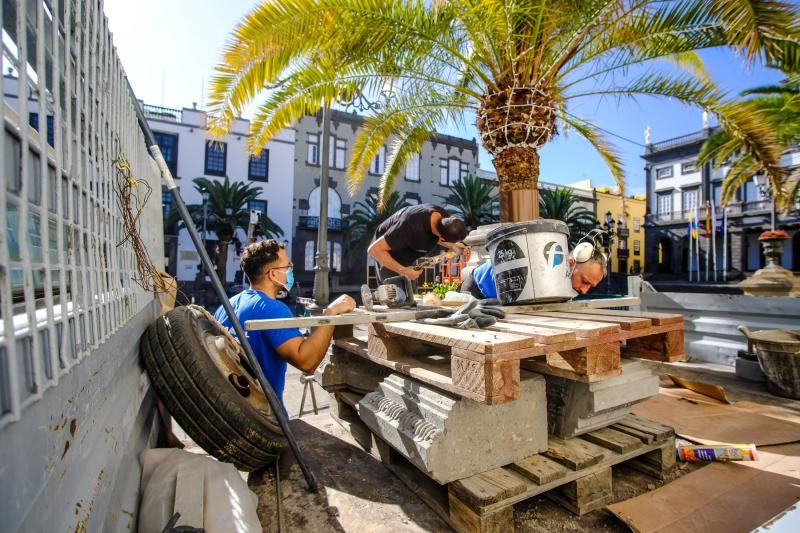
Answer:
(358, 371, 548, 484)
(545, 360, 659, 438)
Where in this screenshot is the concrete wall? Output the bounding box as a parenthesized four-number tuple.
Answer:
(640, 292, 800, 365)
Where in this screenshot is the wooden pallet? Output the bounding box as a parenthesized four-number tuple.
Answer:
(329, 391, 676, 533)
(336, 307, 685, 404)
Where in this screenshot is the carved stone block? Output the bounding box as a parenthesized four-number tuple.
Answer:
(358, 371, 547, 484)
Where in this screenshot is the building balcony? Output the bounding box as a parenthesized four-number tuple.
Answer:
(742, 200, 771, 213)
(141, 103, 182, 122)
(299, 216, 343, 231)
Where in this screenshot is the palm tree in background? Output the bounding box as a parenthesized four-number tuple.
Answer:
(539, 187, 597, 247)
(208, 0, 799, 222)
(437, 175, 499, 230)
(699, 71, 800, 210)
(166, 177, 284, 280)
(343, 191, 410, 266)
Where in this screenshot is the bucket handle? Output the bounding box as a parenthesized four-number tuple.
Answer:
(738, 324, 755, 353)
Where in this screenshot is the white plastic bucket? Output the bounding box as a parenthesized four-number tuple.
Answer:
(486, 220, 573, 304)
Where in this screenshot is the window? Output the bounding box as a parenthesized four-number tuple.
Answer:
(405, 153, 420, 182)
(332, 242, 342, 272)
(681, 161, 697, 174)
(330, 137, 346, 169)
(153, 131, 178, 177)
(404, 193, 421, 206)
(304, 241, 315, 271)
(29, 113, 54, 147)
(248, 199, 267, 215)
(657, 192, 672, 216)
(633, 240, 641, 255)
(162, 190, 172, 218)
(682, 188, 699, 214)
(370, 146, 386, 175)
(204, 141, 227, 176)
(655, 166, 673, 179)
(633, 218, 641, 232)
(440, 157, 467, 186)
(304, 241, 341, 272)
(712, 182, 722, 204)
(248, 150, 269, 181)
(307, 133, 319, 165)
(491, 200, 500, 219)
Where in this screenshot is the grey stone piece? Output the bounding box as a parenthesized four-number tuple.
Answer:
(314, 347, 391, 394)
(546, 360, 659, 438)
(358, 371, 548, 484)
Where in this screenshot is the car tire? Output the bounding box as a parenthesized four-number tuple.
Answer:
(140, 305, 287, 471)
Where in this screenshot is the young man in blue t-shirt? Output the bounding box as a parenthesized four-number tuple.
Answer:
(214, 240, 355, 402)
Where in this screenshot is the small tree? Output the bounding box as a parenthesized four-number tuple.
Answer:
(539, 187, 597, 247)
(437, 175, 499, 231)
(167, 177, 284, 281)
(699, 72, 800, 211)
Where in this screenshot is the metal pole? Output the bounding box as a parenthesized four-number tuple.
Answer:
(202, 197, 208, 302)
(128, 83, 319, 492)
(771, 197, 776, 231)
(313, 107, 331, 304)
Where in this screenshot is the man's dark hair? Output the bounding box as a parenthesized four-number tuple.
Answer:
(437, 216, 468, 243)
(240, 239, 284, 283)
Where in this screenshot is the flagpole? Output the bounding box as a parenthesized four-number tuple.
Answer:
(696, 210, 700, 283)
(705, 201, 710, 282)
(711, 200, 717, 282)
(688, 209, 693, 282)
(723, 207, 728, 282)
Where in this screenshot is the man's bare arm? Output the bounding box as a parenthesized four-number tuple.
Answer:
(367, 236, 420, 280)
(274, 295, 356, 374)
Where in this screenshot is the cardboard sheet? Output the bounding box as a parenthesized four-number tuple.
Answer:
(631, 388, 800, 446)
(668, 375, 730, 403)
(608, 443, 800, 533)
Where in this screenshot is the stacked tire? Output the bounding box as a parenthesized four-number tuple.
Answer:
(140, 305, 287, 471)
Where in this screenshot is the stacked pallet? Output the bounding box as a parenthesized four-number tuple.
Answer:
(320, 303, 684, 532)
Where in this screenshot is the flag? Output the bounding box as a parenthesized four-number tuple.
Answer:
(689, 209, 697, 239)
(705, 203, 711, 238)
(688, 209, 693, 239)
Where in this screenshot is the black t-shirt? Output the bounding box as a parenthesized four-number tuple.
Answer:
(375, 203, 449, 267)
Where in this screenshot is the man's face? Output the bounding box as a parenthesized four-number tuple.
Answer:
(570, 259, 604, 295)
(267, 248, 291, 286)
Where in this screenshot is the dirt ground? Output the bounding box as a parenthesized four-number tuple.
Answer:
(242, 366, 704, 532)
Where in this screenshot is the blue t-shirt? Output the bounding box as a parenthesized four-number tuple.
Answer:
(473, 261, 497, 299)
(214, 289, 302, 402)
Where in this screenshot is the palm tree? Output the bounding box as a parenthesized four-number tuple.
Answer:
(167, 177, 284, 280)
(343, 191, 409, 266)
(208, 1, 798, 222)
(699, 72, 800, 211)
(437, 174, 499, 230)
(539, 187, 597, 246)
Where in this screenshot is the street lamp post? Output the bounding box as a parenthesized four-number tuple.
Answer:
(752, 173, 776, 231)
(595, 211, 616, 293)
(616, 216, 629, 274)
(312, 81, 396, 305)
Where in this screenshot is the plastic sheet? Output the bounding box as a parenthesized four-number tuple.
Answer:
(138, 449, 262, 533)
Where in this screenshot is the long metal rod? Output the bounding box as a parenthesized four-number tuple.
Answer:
(127, 80, 318, 492)
(246, 297, 642, 331)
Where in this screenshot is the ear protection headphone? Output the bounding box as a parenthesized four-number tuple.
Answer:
(571, 229, 608, 264)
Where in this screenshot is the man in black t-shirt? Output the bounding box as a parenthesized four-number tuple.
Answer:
(368, 203, 469, 282)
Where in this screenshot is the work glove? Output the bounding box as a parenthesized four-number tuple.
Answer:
(415, 299, 505, 330)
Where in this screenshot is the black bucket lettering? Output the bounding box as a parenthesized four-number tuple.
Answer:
(495, 267, 528, 304)
(493, 239, 525, 264)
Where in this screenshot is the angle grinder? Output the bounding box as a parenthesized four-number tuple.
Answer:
(360, 276, 416, 311)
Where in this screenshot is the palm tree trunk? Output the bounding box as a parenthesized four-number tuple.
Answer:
(493, 146, 540, 222)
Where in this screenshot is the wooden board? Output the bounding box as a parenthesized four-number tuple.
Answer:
(537, 310, 653, 331)
(450, 468, 527, 508)
(378, 321, 537, 354)
(501, 296, 640, 314)
(581, 427, 644, 454)
(505, 314, 620, 338)
(486, 321, 576, 344)
(567, 308, 683, 326)
(545, 437, 609, 470)
(508, 455, 569, 485)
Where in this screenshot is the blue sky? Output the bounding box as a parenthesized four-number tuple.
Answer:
(105, 0, 784, 197)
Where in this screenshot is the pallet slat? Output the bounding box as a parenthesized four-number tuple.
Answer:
(505, 314, 620, 338)
(568, 308, 683, 326)
(581, 427, 644, 454)
(450, 468, 528, 508)
(538, 311, 653, 331)
(545, 437, 609, 470)
(509, 455, 569, 485)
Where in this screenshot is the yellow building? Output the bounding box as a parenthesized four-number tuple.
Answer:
(594, 188, 647, 274)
